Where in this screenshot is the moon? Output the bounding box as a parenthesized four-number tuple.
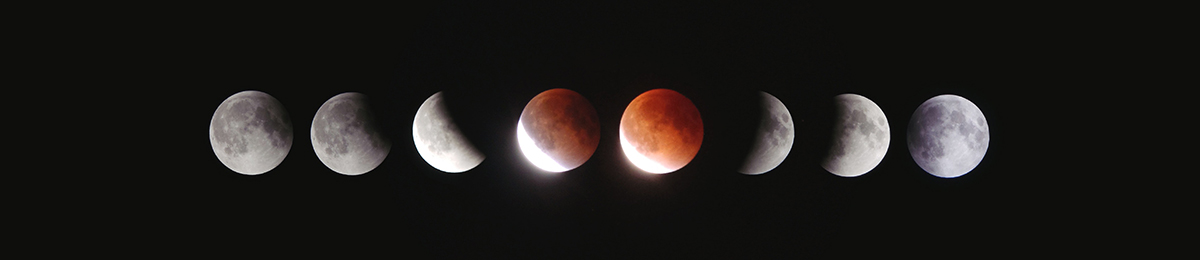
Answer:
(619, 88, 703, 174)
(310, 92, 390, 175)
(739, 91, 795, 175)
(517, 88, 601, 173)
(209, 90, 293, 175)
(413, 92, 485, 173)
(822, 93, 889, 177)
(907, 94, 989, 178)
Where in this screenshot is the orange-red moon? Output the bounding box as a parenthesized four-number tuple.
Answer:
(619, 88, 703, 173)
(518, 88, 601, 172)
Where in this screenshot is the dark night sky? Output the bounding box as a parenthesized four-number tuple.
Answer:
(82, 1, 1148, 258)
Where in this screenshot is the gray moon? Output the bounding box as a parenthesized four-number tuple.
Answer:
(412, 92, 484, 173)
(210, 90, 293, 175)
(822, 93, 889, 177)
(311, 92, 390, 175)
(907, 94, 989, 178)
(739, 91, 795, 175)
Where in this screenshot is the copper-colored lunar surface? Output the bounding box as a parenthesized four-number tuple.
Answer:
(619, 88, 704, 173)
(519, 88, 601, 171)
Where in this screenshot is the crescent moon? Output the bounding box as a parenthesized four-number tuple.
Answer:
(738, 91, 795, 175)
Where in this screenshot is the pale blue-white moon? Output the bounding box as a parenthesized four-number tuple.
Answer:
(907, 94, 989, 178)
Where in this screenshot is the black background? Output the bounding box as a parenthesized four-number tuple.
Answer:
(84, 1, 1135, 258)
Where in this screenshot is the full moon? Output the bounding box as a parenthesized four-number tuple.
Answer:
(739, 91, 794, 175)
(619, 88, 703, 174)
(209, 90, 293, 175)
(413, 92, 485, 173)
(907, 94, 989, 178)
(823, 93, 889, 177)
(517, 88, 601, 173)
(311, 92, 391, 175)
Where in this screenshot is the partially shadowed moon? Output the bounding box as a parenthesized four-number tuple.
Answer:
(619, 88, 704, 174)
(517, 88, 601, 172)
(210, 90, 293, 175)
(739, 91, 794, 175)
(907, 94, 989, 178)
(311, 92, 391, 175)
(413, 92, 484, 173)
(823, 93, 889, 177)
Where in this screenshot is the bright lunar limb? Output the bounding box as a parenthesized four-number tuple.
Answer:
(822, 93, 889, 177)
(518, 119, 567, 172)
(739, 91, 795, 175)
(516, 88, 601, 173)
(907, 94, 989, 178)
(311, 92, 391, 175)
(619, 88, 703, 174)
(209, 90, 293, 175)
(412, 92, 484, 173)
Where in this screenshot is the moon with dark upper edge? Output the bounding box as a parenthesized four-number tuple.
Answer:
(739, 91, 794, 175)
(311, 92, 391, 175)
(517, 88, 601, 173)
(210, 90, 293, 175)
(907, 94, 989, 178)
(823, 93, 889, 177)
(620, 88, 703, 174)
(413, 92, 485, 173)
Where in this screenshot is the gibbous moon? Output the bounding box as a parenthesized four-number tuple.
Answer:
(907, 94, 989, 178)
(517, 88, 601, 172)
(413, 92, 485, 173)
(619, 88, 703, 174)
(739, 91, 795, 175)
(209, 90, 293, 175)
(311, 92, 391, 175)
(823, 93, 889, 177)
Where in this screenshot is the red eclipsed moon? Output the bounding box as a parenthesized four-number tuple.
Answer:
(619, 88, 703, 174)
(517, 88, 601, 172)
